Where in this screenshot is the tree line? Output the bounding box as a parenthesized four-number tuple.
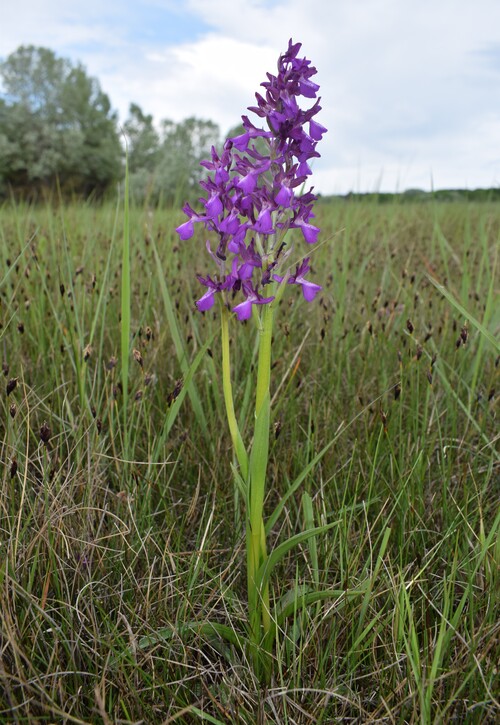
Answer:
(0, 45, 222, 202)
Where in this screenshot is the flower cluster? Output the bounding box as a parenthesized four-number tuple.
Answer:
(176, 39, 327, 321)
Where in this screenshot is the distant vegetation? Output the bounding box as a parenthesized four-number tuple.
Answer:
(0, 45, 220, 202)
(323, 187, 500, 203)
(1, 45, 499, 204)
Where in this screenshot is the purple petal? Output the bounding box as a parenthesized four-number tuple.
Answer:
(298, 278, 322, 301)
(219, 212, 240, 235)
(176, 220, 194, 240)
(238, 262, 255, 280)
(233, 298, 253, 321)
(231, 132, 250, 150)
(205, 194, 223, 219)
(196, 289, 216, 312)
(297, 221, 320, 244)
(297, 160, 312, 177)
(253, 208, 274, 234)
(215, 167, 230, 185)
(309, 119, 327, 140)
(299, 79, 320, 98)
(237, 173, 257, 194)
(254, 294, 275, 306)
(275, 184, 293, 207)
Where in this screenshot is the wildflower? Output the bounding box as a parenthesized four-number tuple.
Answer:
(176, 39, 326, 320)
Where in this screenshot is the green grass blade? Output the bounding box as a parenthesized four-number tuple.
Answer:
(121, 153, 131, 434)
(150, 234, 208, 435)
(256, 521, 340, 595)
(275, 583, 369, 624)
(427, 274, 499, 352)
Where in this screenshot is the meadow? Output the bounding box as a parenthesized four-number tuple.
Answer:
(0, 197, 498, 723)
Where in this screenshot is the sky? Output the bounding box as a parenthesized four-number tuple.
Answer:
(1, 0, 500, 195)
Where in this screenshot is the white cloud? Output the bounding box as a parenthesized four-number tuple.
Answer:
(1, 0, 500, 193)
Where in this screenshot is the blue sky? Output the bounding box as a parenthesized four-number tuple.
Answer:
(2, 0, 500, 194)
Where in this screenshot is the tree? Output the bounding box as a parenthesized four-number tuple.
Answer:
(157, 116, 220, 203)
(123, 103, 160, 173)
(0, 45, 122, 196)
(123, 110, 220, 206)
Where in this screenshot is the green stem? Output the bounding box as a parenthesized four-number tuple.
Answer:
(221, 301, 275, 680)
(247, 302, 274, 670)
(221, 306, 248, 481)
(255, 304, 274, 414)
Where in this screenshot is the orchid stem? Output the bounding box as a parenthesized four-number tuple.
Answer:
(247, 302, 274, 676)
(221, 305, 249, 481)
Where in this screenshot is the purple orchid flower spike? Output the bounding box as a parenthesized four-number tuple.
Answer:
(176, 38, 327, 320)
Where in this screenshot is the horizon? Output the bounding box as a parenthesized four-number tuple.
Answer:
(2, 0, 500, 195)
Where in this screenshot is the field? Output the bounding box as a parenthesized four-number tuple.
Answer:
(0, 198, 498, 723)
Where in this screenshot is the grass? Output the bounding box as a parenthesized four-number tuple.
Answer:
(0, 196, 498, 723)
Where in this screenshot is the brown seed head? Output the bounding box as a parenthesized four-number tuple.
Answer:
(167, 379, 183, 406)
(40, 421, 51, 445)
(6, 378, 18, 396)
(133, 349, 144, 368)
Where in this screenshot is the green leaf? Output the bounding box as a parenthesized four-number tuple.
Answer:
(276, 583, 369, 624)
(249, 390, 270, 517)
(189, 708, 227, 725)
(302, 492, 319, 586)
(256, 521, 340, 595)
(137, 620, 246, 652)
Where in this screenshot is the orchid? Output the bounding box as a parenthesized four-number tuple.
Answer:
(175, 39, 330, 681)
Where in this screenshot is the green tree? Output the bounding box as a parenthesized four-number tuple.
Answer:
(124, 112, 220, 206)
(123, 103, 160, 173)
(0, 45, 122, 196)
(157, 116, 220, 204)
